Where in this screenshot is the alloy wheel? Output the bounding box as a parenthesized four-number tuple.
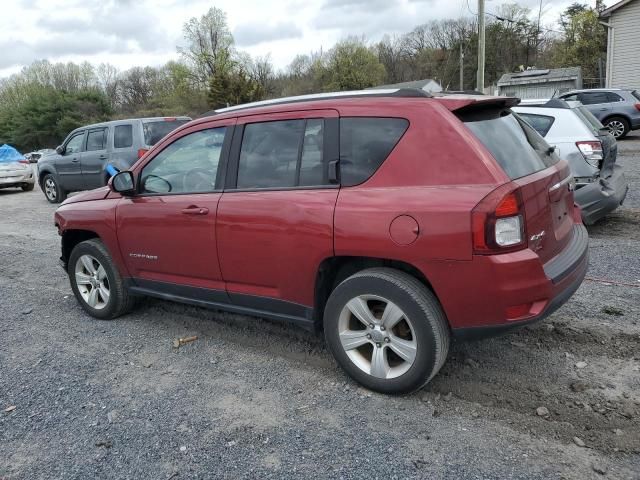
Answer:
(607, 120, 625, 138)
(337, 295, 417, 379)
(74, 254, 110, 310)
(44, 178, 57, 201)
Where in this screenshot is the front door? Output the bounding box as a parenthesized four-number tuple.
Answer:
(217, 111, 339, 314)
(82, 127, 109, 189)
(116, 122, 233, 298)
(56, 130, 86, 191)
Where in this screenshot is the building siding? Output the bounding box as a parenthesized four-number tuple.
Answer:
(607, 0, 640, 89)
(499, 81, 578, 99)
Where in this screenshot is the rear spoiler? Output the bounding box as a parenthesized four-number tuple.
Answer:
(434, 95, 521, 113)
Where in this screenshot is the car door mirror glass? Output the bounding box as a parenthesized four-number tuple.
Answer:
(56, 145, 64, 155)
(112, 171, 135, 194)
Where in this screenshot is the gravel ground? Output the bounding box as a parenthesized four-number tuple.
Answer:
(1, 136, 639, 480)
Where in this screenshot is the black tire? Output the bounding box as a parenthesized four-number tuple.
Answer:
(68, 239, 136, 320)
(21, 183, 35, 191)
(42, 173, 67, 203)
(604, 116, 630, 139)
(323, 268, 450, 394)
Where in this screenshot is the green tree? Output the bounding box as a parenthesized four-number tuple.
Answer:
(320, 38, 386, 91)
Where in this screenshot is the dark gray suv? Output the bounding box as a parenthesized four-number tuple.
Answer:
(559, 88, 640, 139)
(37, 116, 190, 203)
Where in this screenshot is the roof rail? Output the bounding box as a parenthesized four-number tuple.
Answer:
(200, 88, 431, 117)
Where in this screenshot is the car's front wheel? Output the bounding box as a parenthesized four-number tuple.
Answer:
(604, 116, 630, 139)
(42, 174, 66, 203)
(68, 239, 136, 319)
(324, 268, 450, 394)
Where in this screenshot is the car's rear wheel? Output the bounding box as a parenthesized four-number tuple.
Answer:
(42, 174, 66, 203)
(68, 239, 136, 320)
(324, 268, 450, 394)
(21, 183, 34, 191)
(604, 116, 630, 139)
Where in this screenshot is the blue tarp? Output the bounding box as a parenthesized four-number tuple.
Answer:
(0, 144, 25, 163)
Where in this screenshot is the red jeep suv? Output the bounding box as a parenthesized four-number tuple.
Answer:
(54, 89, 588, 393)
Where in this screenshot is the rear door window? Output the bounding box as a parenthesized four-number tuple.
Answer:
(143, 119, 191, 146)
(86, 128, 107, 151)
(114, 124, 133, 149)
(579, 92, 610, 105)
(606, 92, 624, 102)
(461, 110, 558, 180)
(339, 117, 409, 186)
(517, 113, 555, 137)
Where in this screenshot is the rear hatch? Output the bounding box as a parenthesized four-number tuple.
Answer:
(142, 118, 191, 147)
(574, 106, 617, 176)
(456, 103, 575, 263)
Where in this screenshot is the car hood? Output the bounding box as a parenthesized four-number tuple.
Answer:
(61, 186, 111, 205)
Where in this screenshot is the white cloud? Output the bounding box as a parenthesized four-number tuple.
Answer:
(0, 0, 608, 77)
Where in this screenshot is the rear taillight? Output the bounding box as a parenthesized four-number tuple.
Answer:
(137, 148, 149, 159)
(19, 159, 29, 164)
(634, 103, 640, 111)
(472, 184, 526, 254)
(576, 140, 602, 168)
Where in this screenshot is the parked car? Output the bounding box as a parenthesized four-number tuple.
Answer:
(557, 88, 640, 139)
(25, 148, 56, 163)
(38, 116, 191, 203)
(54, 89, 588, 394)
(513, 99, 628, 225)
(0, 144, 35, 191)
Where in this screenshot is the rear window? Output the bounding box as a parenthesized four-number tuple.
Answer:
(462, 110, 558, 180)
(114, 125, 133, 149)
(340, 117, 409, 186)
(143, 119, 190, 146)
(517, 113, 555, 137)
(632, 90, 640, 101)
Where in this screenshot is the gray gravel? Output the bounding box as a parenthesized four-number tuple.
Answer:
(1, 136, 640, 480)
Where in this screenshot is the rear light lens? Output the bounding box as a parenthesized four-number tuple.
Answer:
(576, 141, 602, 168)
(472, 185, 526, 254)
(19, 159, 29, 164)
(634, 103, 640, 111)
(137, 148, 149, 159)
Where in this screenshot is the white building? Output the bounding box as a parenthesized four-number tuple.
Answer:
(601, 0, 640, 89)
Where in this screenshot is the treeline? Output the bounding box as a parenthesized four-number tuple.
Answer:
(0, 2, 605, 152)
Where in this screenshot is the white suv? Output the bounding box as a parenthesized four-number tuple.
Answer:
(513, 99, 628, 225)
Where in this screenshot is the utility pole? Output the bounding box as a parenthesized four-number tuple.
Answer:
(476, 0, 485, 93)
(459, 43, 464, 90)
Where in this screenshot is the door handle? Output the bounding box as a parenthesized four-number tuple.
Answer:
(98, 155, 107, 159)
(181, 206, 209, 215)
(71, 158, 79, 163)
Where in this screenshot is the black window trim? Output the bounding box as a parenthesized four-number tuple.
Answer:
(517, 112, 556, 137)
(134, 124, 234, 197)
(85, 127, 108, 152)
(224, 117, 339, 192)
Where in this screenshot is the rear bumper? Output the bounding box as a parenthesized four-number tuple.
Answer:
(446, 224, 588, 340)
(574, 166, 628, 225)
(0, 169, 35, 188)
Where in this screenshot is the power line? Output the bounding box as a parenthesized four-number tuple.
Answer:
(465, 0, 564, 34)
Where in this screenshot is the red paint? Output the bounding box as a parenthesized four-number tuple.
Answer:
(54, 94, 586, 331)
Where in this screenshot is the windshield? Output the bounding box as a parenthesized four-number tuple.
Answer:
(461, 109, 559, 180)
(574, 106, 604, 134)
(143, 119, 190, 146)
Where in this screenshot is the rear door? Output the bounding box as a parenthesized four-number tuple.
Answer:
(81, 127, 109, 189)
(462, 110, 575, 262)
(578, 92, 611, 121)
(56, 130, 86, 191)
(216, 110, 339, 313)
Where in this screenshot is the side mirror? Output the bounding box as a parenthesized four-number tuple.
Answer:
(111, 171, 135, 195)
(55, 145, 64, 155)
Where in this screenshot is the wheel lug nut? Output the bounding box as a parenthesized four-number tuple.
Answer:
(376, 343, 381, 348)
(384, 337, 390, 343)
(369, 324, 375, 329)
(366, 334, 372, 339)
(380, 326, 385, 331)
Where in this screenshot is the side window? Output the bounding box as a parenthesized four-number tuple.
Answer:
(517, 113, 555, 137)
(140, 127, 226, 194)
(114, 124, 133, 149)
(86, 128, 107, 151)
(64, 132, 85, 155)
(339, 117, 409, 186)
(579, 92, 609, 105)
(562, 94, 578, 102)
(606, 92, 624, 102)
(299, 119, 324, 186)
(237, 120, 305, 189)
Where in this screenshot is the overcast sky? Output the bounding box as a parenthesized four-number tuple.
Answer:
(1, 0, 610, 78)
